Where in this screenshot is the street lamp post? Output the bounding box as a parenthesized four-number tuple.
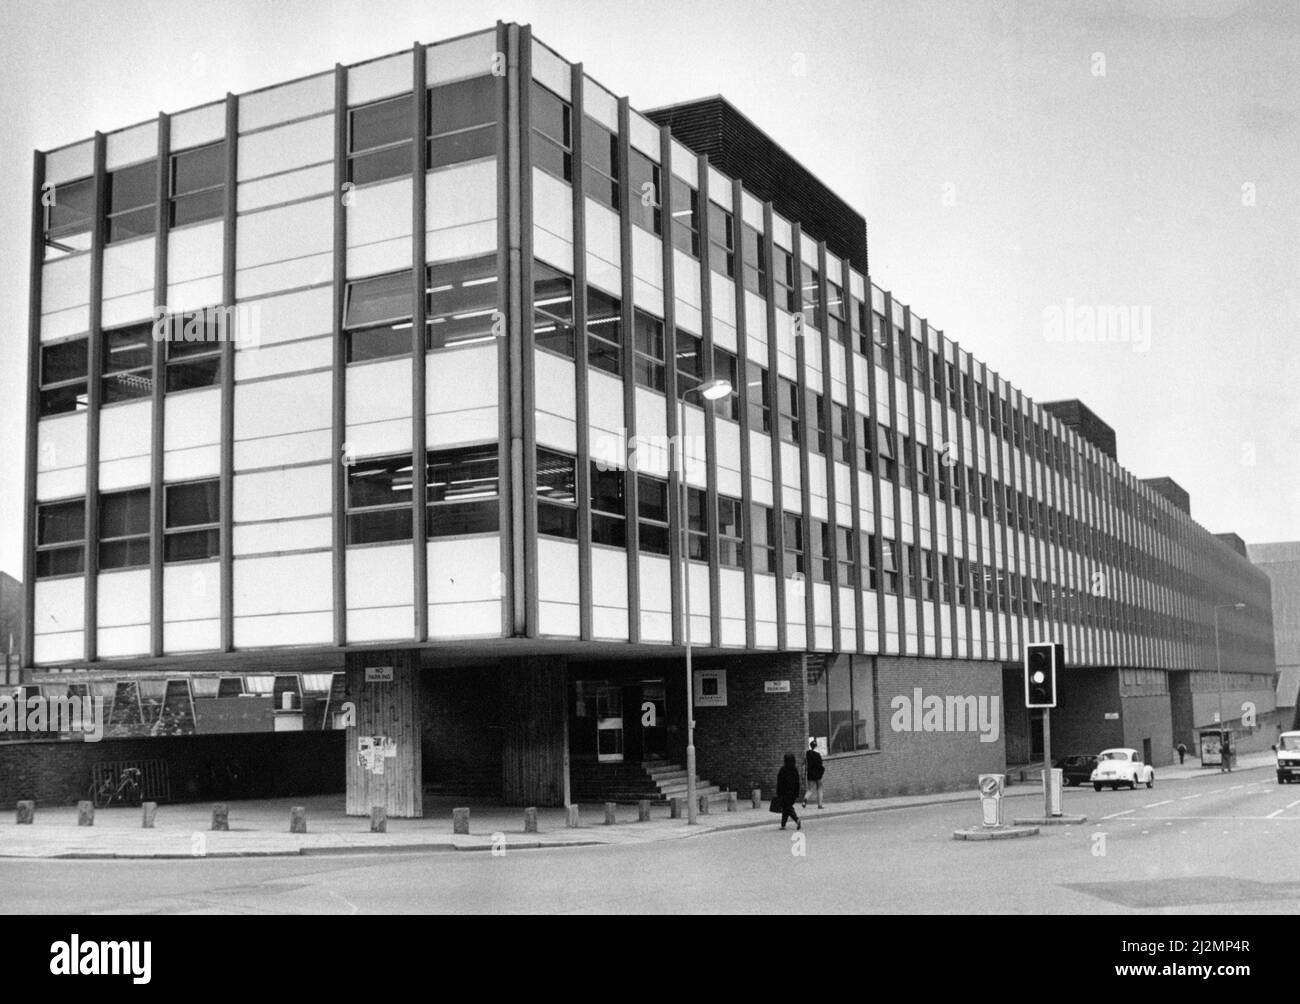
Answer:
(677, 377, 731, 825)
(1213, 602, 1246, 771)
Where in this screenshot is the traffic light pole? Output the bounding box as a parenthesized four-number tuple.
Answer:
(1042, 707, 1053, 817)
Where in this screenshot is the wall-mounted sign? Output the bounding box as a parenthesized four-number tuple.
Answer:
(764, 680, 791, 694)
(1103, 712, 1119, 720)
(365, 666, 393, 683)
(694, 670, 727, 707)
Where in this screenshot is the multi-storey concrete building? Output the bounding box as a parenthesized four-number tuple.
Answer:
(21, 23, 1275, 814)
(1248, 541, 1300, 733)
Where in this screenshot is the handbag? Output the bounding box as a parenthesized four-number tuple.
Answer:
(768, 796, 782, 813)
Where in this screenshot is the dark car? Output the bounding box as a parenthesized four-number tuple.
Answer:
(1054, 754, 1099, 787)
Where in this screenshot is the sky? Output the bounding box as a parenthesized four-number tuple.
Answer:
(0, 0, 1296, 581)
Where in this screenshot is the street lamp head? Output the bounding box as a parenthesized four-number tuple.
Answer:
(696, 378, 732, 401)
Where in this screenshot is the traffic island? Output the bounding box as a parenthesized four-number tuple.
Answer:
(1012, 814, 1087, 826)
(952, 824, 1040, 841)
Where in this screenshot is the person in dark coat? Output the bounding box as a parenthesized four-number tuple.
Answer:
(776, 753, 802, 830)
(1176, 742, 1187, 765)
(803, 737, 825, 808)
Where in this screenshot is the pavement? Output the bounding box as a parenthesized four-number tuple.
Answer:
(0, 751, 1279, 860)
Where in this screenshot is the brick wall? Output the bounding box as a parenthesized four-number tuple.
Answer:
(0, 730, 345, 806)
(692, 654, 808, 797)
(820, 656, 1006, 800)
(1050, 667, 1123, 757)
(1121, 694, 1175, 767)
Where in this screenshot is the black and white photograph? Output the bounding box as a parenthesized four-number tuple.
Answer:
(0, 0, 1297, 975)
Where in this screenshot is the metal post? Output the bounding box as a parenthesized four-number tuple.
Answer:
(1042, 707, 1054, 816)
(679, 395, 698, 825)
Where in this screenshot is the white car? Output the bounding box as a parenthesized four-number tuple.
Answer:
(1090, 748, 1155, 791)
(1276, 731, 1300, 784)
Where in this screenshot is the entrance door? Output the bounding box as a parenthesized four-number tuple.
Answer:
(595, 686, 624, 763)
(639, 681, 667, 759)
(1142, 738, 1152, 766)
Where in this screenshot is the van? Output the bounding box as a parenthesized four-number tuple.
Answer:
(1276, 731, 1300, 784)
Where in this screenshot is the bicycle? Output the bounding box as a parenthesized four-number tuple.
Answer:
(90, 767, 143, 808)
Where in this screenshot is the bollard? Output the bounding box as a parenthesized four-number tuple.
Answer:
(524, 807, 538, 834)
(752, 788, 762, 810)
(698, 794, 710, 816)
(604, 802, 616, 825)
(727, 791, 738, 813)
(565, 804, 580, 828)
(670, 797, 682, 820)
(452, 807, 470, 834)
(370, 806, 387, 833)
(290, 806, 307, 834)
(211, 803, 229, 831)
(141, 802, 157, 828)
(637, 799, 651, 822)
(77, 801, 94, 827)
(16, 800, 35, 825)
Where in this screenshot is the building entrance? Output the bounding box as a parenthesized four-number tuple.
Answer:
(573, 677, 667, 764)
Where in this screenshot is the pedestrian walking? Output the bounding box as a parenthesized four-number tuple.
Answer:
(803, 737, 825, 808)
(775, 753, 801, 830)
(1176, 742, 1187, 765)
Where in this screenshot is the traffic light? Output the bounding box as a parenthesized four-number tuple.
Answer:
(1024, 642, 1063, 708)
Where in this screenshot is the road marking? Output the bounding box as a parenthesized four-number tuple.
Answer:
(1144, 800, 1173, 808)
(1102, 809, 1135, 820)
(1229, 785, 1245, 790)
(1208, 789, 1224, 795)
(1288, 800, 1300, 811)
(1179, 793, 1203, 800)
(1266, 808, 1287, 819)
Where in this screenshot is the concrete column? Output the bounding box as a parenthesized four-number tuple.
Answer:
(290, 806, 307, 833)
(142, 802, 157, 828)
(524, 807, 539, 833)
(369, 806, 387, 833)
(16, 801, 35, 824)
(453, 807, 470, 834)
(77, 801, 94, 826)
(604, 802, 617, 825)
(637, 799, 651, 822)
(211, 804, 229, 831)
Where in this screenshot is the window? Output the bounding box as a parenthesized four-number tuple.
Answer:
(836, 525, 856, 587)
(670, 176, 700, 258)
(964, 373, 976, 422)
(348, 95, 412, 185)
(708, 203, 735, 277)
(427, 446, 499, 536)
(686, 487, 708, 561)
(881, 537, 899, 594)
(707, 346, 739, 420)
(946, 361, 961, 411)
(675, 329, 703, 400)
(533, 262, 575, 358)
(44, 176, 94, 259)
(783, 512, 805, 579)
(589, 461, 626, 547)
(801, 264, 821, 331)
(531, 83, 572, 182)
(582, 115, 620, 210)
(811, 519, 832, 583)
(746, 362, 771, 433)
(897, 433, 914, 489)
(586, 287, 622, 375)
(979, 472, 993, 519)
(807, 655, 876, 755)
(773, 245, 796, 312)
(345, 270, 412, 362)
(426, 254, 499, 349)
(917, 441, 932, 495)
(930, 350, 944, 400)
(427, 75, 497, 168)
(39, 337, 88, 416)
(741, 222, 766, 297)
(871, 311, 890, 369)
(637, 475, 670, 555)
(633, 310, 666, 391)
(346, 456, 413, 543)
(164, 479, 219, 561)
(162, 308, 223, 391)
(876, 424, 896, 481)
(862, 532, 878, 590)
(101, 323, 153, 403)
(99, 488, 149, 568)
(955, 556, 968, 605)
(628, 149, 661, 233)
(778, 377, 800, 445)
(36, 498, 85, 577)
(718, 496, 744, 568)
(170, 142, 225, 226)
(857, 416, 873, 472)
(106, 160, 156, 243)
(912, 338, 928, 391)
(831, 404, 852, 465)
(536, 448, 577, 539)
(920, 548, 935, 600)
(752, 504, 776, 573)
(826, 280, 845, 344)
(892, 323, 910, 382)
(901, 543, 917, 597)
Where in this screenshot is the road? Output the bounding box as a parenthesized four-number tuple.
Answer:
(4, 767, 1299, 914)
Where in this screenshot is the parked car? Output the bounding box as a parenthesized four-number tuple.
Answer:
(1054, 754, 1099, 787)
(1276, 731, 1300, 784)
(1090, 748, 1155, 791)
